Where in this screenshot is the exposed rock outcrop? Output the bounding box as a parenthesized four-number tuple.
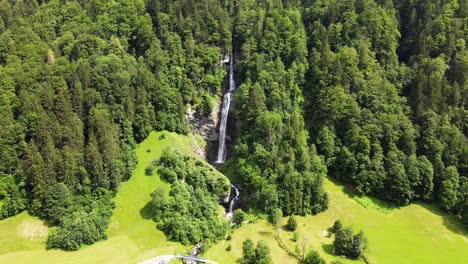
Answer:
(186, 98, 221, 160)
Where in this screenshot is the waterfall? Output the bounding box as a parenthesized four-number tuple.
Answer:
(226, 184, 240, 220)
(216, 54, 235, 164)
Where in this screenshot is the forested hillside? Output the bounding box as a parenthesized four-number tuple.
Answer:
(302, 0, 467, 215)
(0, 0, 466, 252)
(0, 0, 231, 250)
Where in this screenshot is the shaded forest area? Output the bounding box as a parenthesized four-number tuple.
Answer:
(0, 0, 466, 250)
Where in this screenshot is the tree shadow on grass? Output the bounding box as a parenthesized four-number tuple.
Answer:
(327, 177, 467, 236)
(139, 201, 154, 220)
(258, 230, 274, 237)
(327, 177, 399, 211)
(417, 202, 467, 236)
(322, 243, 334, 256)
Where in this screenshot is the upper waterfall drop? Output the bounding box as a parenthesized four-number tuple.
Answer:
(216, 54, 235, 164)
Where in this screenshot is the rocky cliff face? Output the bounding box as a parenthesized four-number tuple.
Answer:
(186, 98, 221, 160)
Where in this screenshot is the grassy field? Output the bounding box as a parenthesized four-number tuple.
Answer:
(0, 131, 196, 263)
(204, 178, 468, 264)
(0, 131, 466, 264)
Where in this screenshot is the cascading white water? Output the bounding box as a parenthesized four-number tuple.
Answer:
(226, 184, 240, 220)
(216, 54, 235, 164)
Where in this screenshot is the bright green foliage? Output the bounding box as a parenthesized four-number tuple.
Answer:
(271, 208, 283, 225)
(233, 209, 247, 227)
(150, 149, 230, 245)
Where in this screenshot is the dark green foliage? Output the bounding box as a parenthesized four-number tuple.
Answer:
(286, 215, 298, 231)
(333, 225, 368, 259)
(145, 160, 157, 176)
(46, 189, 114, 251)
(242, 239, 272, 264)
(334, 227, 355, 257)
(462, 203, 468, 227)
(0, 175, 26, 219)
(158, 149, 230, 196)
(332, 219, 342, 233)
(304, 250, 326, 264)
(232, 0, 328, 217)
(242, 239, 256, 264)
(150, 149, 230, 245)
(302, 0, 467, 217)
(43, 183, 73, 225)
(0, 0, 232, 250)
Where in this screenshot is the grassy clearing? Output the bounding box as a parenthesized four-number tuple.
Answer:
(0, 131, 197, 263)
(203, 219, 298, 263)
(205, 178, 467, 264)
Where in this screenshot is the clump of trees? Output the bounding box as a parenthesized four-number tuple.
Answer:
(333, 223, 368, 260)
(150, 149, 230, 245)
(302, 0, 467, 221)
(46, 186, 115, 250)
(241, 239, 272, 264)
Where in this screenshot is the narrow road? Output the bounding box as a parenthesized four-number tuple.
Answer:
(138, 255, 218, 264)
(139, 255, 175, 264)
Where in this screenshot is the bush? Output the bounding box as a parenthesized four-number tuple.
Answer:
(304, 250, 326, 264)
(233, 209, 246, 227)
(226, 245, 232, 251)
(270, 208, 283, 225)
(286, 215, 298, 231)
(145, 160, 157, 176)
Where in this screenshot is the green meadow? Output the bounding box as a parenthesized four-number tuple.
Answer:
(0, 131, 466, 264)
(205, 178, 468, 264)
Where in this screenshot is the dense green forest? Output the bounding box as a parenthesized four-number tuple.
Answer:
(150, 148, 230, 246)
(0, 0, 466, 251)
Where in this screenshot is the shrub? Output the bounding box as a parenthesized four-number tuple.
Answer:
(286, 215, 298, 231)
(233, 209, 246, 227)
(332, 219, 342, 233)
(304, 250, 326, 264)
(270, 208, 283, 225)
